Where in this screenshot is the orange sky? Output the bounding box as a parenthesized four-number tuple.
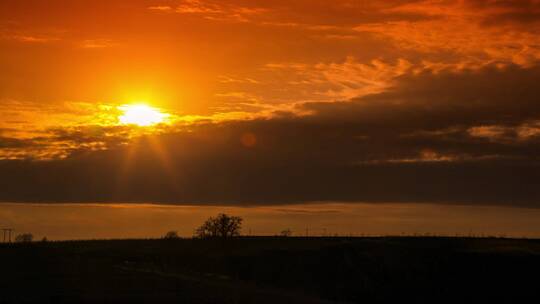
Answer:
(0, 1, 539, 158)
(1, 1, 540, 238)
(2, 1, 539, 122)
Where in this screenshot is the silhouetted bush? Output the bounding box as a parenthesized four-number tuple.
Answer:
(280, 229, 292, 237)
(163, 231, 180, 240)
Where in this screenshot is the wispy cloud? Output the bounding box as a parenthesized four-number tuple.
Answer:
(1, 32, 60, 43)
(79, 39, 118, 49)
(354, 1, 540, 67)
(149, 0, 268, 23)
(11, 35, 58, 43)
(148, 5, 172, 11)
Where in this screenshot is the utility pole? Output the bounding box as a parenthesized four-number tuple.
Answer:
(2, 228, 13, 243)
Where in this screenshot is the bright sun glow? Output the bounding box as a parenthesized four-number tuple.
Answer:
(118, 104, 169, 126)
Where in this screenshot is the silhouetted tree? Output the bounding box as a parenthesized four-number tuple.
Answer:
(41, 237, 48, 242)
(280, 229, 292, 237)
(195, 213, 243, 238)
(15, 233, 33, 243)
(163, 231, 180, 240)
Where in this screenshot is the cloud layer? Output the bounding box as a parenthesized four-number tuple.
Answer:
(1, 1, 540, 207)
(1, 63, 540, 206)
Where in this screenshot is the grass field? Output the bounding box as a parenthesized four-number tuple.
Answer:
(1, 237, 539, 303)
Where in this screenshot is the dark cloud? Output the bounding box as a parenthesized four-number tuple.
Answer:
(467, 0, 540, 26)
(47, 125, 132, 146)
(0, 136, 38, 148)
(304, 64, 540, 128)
(1, 64, 540, 206)
(482, 11, 540, 26)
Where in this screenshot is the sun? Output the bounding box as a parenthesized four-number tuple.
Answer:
(118, 104, 169, 126)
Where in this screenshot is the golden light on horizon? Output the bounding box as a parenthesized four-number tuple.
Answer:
(118, 104, 169, 126)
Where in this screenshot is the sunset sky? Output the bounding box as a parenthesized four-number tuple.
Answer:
(1, 0, 540, 239)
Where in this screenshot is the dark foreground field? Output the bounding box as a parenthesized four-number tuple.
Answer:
(1, 237, 539, 303)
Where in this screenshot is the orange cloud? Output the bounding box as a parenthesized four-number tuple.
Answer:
(354, 1, 540, 66)
(80, 39, 118, 49)
(156, 0, 269, 23)
(12, 35, 57, 43)
(147, 5, 172, 11)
